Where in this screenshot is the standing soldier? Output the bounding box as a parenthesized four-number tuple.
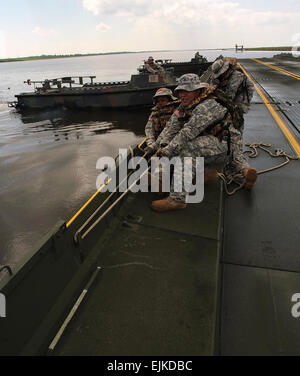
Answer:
(149, 74, 231, 212)
(144, 56, 163, 74)
(210, 57, 257, 189)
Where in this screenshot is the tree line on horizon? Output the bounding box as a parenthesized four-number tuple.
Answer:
(1, 46, 299, 63)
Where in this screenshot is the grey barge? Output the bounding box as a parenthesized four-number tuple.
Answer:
(156, 56, 212, 77)
(1, 57, 300, 356)
(13, 70, 177, 111)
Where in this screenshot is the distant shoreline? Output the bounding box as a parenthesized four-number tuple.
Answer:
(0, 47, 298, 63)
(245, 46, 298, 51)
(0, 52, 137, 63)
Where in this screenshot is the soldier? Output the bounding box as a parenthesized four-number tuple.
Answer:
(144, 56, 163, 74)
(210, 57, 257, 189)
(144, 88, 180, 153)
(149, 73, 230, 212)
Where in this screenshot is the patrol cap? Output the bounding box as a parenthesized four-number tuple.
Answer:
(153, 88, 177, 101)
(211, 58, 230, 78)
(175, 73, 209, 92)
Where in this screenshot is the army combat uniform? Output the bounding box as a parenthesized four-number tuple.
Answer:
(155, 75, 229, 203)
(144, 56, 163, 74)
(210, 58, 254, 176)
(145, 88, 180, 148)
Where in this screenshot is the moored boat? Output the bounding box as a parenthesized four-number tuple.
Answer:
(156, 54, 212, 77)
(13, 70, 177, 111)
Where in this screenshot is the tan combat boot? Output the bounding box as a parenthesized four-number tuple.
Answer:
(204, 168, 219, 183)
(151, 197, 187, 212)
(242, 167, 258, 189)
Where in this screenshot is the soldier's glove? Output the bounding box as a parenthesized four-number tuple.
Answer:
(144, 144, 158, 156)
(157, 147, 170, 157)
(160, 143, 168, 148)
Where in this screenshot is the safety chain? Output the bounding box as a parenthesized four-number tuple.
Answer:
(218, 142, 299, 195)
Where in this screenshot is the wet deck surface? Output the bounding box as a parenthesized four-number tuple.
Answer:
(54, 185, 223, 356)
(52, 57, 300, 356)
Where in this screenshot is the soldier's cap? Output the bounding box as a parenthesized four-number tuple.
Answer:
(153, 88, 177, 101)
(148, 56, 154, 60)
(175, 73, 209, 92)
(211, 58, 230, 78)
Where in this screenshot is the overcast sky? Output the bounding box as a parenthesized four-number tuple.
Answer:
(1, 0, 300, 58)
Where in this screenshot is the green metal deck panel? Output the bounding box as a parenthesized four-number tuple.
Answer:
(220, 264, 300, 356)
(239, 58, 300, 135)
(220, 59, 300, 355)
(116, 185, 223, 241)
(53, 188, 223, 356)
(222, 103, 300, 272)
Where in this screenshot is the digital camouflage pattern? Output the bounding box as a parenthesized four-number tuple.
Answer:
(145, 99, 180, 146)
(222, 70, 254, 174)
(153, 88, 177, 101)
(225, 124, 249, 172)
(210, 58, 254, 114)
(224, 70, 254, 114)
(210, 59, 255, 177)
(156, 98, 228, 157)
(155, 96, 229, 201)
(169, 135, 228, 202)
(144, 58, 162, 74)
(211, 58, 230, 78)
(174, 73, 209, 92)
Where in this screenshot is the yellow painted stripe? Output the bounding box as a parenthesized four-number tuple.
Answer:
(66, 179, 112, 228)
(138, 137, 147, 149)
(252, 58, 300, 80)
(238, 63, 300, 157)
(252, 58, 300, 79)
(66, 139, 147, 229)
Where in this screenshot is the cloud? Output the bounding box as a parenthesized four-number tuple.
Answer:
(81, 0, 300, 49)
(81, 0, 299, 27)
(32, 26, 57, 37)
(82, 0, 152, 17)
(82, 0, 102, 15)
(96, 22, 111, 32)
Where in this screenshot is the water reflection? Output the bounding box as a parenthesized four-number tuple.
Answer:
(17, 107, 148, 139)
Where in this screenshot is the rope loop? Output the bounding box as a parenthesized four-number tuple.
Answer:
(219, 142, 299, 195)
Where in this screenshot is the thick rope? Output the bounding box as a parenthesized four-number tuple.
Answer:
(244, 142, 298, 174)
(217, 172, 244, 196)
(218, 142, 299, 195)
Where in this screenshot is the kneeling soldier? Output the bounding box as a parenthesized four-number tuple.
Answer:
(144, 88, 180, 153)
(150, 73, 231, 212)
(210, 57, 257, 189)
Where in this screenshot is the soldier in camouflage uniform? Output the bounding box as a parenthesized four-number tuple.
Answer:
(150, 73, 230, 212)
(144, 88, 180, 152)
(144, 56, 163, 74)
(210, 57, 257, 189)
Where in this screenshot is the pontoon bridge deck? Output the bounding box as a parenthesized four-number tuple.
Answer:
(1, 57, 300, 356)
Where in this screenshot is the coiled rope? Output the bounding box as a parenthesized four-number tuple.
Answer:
(218, 142, 299, 195)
